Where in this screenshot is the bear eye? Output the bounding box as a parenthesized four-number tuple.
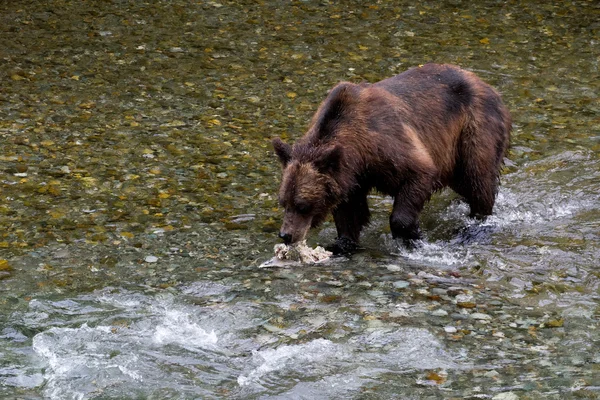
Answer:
(296, 202, 311, 214)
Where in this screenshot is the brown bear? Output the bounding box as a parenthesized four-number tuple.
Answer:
(272, 63, 511, 254)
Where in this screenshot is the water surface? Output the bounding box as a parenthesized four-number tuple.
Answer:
(1, 1, 599, 399)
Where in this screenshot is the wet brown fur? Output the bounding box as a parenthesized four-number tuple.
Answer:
(273, 63, 511, 249)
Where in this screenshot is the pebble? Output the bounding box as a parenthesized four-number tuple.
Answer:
(447, 286, 466, 296)
(145, 255, 159, 263)
(230, 214, 256, 223)
(444, 326, 457, 333)
(390, 309, 409, 318)
(392, 280, 410, 289)
(571, 357, 585, 366)
(484, 370, 500, 378)
(386, 264, 402, 272)
(431, 308, 448, 317)
(455, 293, 473, 303)
(366, 319, 385, 328)
(262, 323, 282, 333)
(367, 290, 384, 298)
(539, 359, 553, 367)
(15, 164, 28, 173)
(471, 313, 492, 321)
(53, 249, 70, 259)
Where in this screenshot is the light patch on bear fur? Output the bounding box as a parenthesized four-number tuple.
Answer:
(403, 124, 435, 171)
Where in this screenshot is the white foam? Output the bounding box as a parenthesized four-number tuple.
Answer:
(237, 338, 346, 387)
(482, 189, 589, 228)
(385, 233, 472, 267)
(265, 371, 374, 400)
(238, 328, 466, 396)
(32, 324, 127, 400)
(23, 286, 472, 398)
(152, 308, 218, 350)
(396, 241, 471, 267)
(29, 289, 237, 399)
(2, 371, 44, 389)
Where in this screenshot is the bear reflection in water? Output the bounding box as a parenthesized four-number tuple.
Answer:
(272, 63, 511, 255)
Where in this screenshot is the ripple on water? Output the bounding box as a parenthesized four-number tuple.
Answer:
(28, 286, 255, 399)
(24, 285, 471, 399)
(237, 328, 467, 398)
(489, 151, 599, 229)
(237, 338, 349, 389)
(384, 151, 599, 272)
(351, 328, 467, 371)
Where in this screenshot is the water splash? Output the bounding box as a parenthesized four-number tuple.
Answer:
(237, 338, 348, 388)
(28, 287, 245, 399)
(32, 324, 145, 400)
(398, 241, 472, 267)
(152, 308, 219, 351)
(238, 328, 467, 396)
(383, 234, 473, 268)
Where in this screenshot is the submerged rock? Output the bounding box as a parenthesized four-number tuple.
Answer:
(144, 255, 159, 263)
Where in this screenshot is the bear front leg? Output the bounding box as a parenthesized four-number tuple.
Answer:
(328, 190, 370, 254)
(389, 182, 431, 247)
(389, 207, 421, 247)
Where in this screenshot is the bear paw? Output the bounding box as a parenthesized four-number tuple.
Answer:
(326, 237, 358, 255)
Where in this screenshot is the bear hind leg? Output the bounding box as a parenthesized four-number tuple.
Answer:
(451, 160, 500, 219)
(453, 108, 508, 219)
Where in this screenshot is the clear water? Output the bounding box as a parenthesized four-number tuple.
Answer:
(1, 1, 599, 399)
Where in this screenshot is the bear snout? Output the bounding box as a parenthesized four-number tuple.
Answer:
(278, 231, 293, 245)
(278, 211, 313, 245)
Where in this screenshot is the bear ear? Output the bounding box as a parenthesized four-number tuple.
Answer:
(313, 82, 358, 141)
(314, 145, 342, 175)
(272, 137, 292, 167)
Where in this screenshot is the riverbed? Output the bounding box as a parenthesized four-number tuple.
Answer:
(1, 1, 599, 399)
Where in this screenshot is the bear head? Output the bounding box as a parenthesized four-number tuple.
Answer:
(272, 137, 342, 245)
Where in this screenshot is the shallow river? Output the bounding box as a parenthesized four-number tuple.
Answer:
(1, 1, 599, 399)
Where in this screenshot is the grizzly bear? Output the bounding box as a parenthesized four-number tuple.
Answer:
(272, 63, 511, 254)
